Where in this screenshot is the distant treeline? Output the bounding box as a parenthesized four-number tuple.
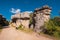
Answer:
(0, 14, 9, 29)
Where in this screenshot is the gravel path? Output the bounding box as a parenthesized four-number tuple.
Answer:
(0, 27, 54, 40)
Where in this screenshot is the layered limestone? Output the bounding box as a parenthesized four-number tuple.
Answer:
(11, 12, 30, 28)
(10, 5, 51, 33)
(33, 5, 51, 33)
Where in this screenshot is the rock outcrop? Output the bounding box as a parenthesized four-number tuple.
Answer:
(32, 5, 51, 33)
(10, 5, 51, 33)
(11, 11, 30, 28)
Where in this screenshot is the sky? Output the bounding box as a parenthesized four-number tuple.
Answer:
(0, 0, 60, 20)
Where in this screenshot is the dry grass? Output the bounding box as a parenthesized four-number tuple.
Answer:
(18, 28, 33, 34)
(0, 29, 2, 33)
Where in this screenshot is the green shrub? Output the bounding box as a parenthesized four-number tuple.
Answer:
(53, 17, 60, 26)
(17, 24, 33, 33)
(44, 20, 56, 35)
(17, 24, 24, 30)
(53, 31, 60, 37)
(43, 18, 60, 40)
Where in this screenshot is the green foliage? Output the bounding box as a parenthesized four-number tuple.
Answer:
(53, 17, 60, 26)
(29, 13, 33, 24)
(53, 31, 60, 37)
(44, 20, 56, 35)
(30, 18, 33, 24)
(17, 24, 24, 30)
(44, 17, 60, 38)
(0, 14, 9, 28)
(17, 24, 33, 33)
(0, 25, 2, 32)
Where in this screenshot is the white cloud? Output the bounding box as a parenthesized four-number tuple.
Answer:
(10, 8, 33, 14)
(16, 9, 20, 13)
(24, 11, 33, 13)
(10, 8, 21, 13)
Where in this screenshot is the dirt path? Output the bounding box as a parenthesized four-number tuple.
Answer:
(0, 27, 54, 40)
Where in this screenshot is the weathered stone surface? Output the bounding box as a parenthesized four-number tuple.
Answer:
(11, 11, 30, 28)
(33, 5, 51, 33)
(10, 5, 51, 33)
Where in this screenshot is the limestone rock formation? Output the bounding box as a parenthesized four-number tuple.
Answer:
(10, 5, 51, 33)
(11, 11, 30, 28)
(32, 5, 52, 33)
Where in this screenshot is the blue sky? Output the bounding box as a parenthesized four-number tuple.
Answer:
(0, 0, 60, 20)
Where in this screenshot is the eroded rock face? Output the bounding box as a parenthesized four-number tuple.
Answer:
(11, 12, 30, 28)
(33, 5, 51, 33)
(34, 13, 44, 33)
(10, 5, 51, 33)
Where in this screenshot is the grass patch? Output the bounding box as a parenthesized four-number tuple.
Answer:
(18, 27, 33, 33)
(0, 25, 2, 33)
(0, 29, 2, 32)
(22, 28, 33, 33)
(17, 24, 33, 33)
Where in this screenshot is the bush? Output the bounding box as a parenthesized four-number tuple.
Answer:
(17, 24, 33, 33)
(0, 14, 9, 27)
(53, 31, 60, 37)
(44, 20, 56, 35)
(44, 19, 60, 38)
(17, 24, 24, 30)
(53, 17, 60, 26)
